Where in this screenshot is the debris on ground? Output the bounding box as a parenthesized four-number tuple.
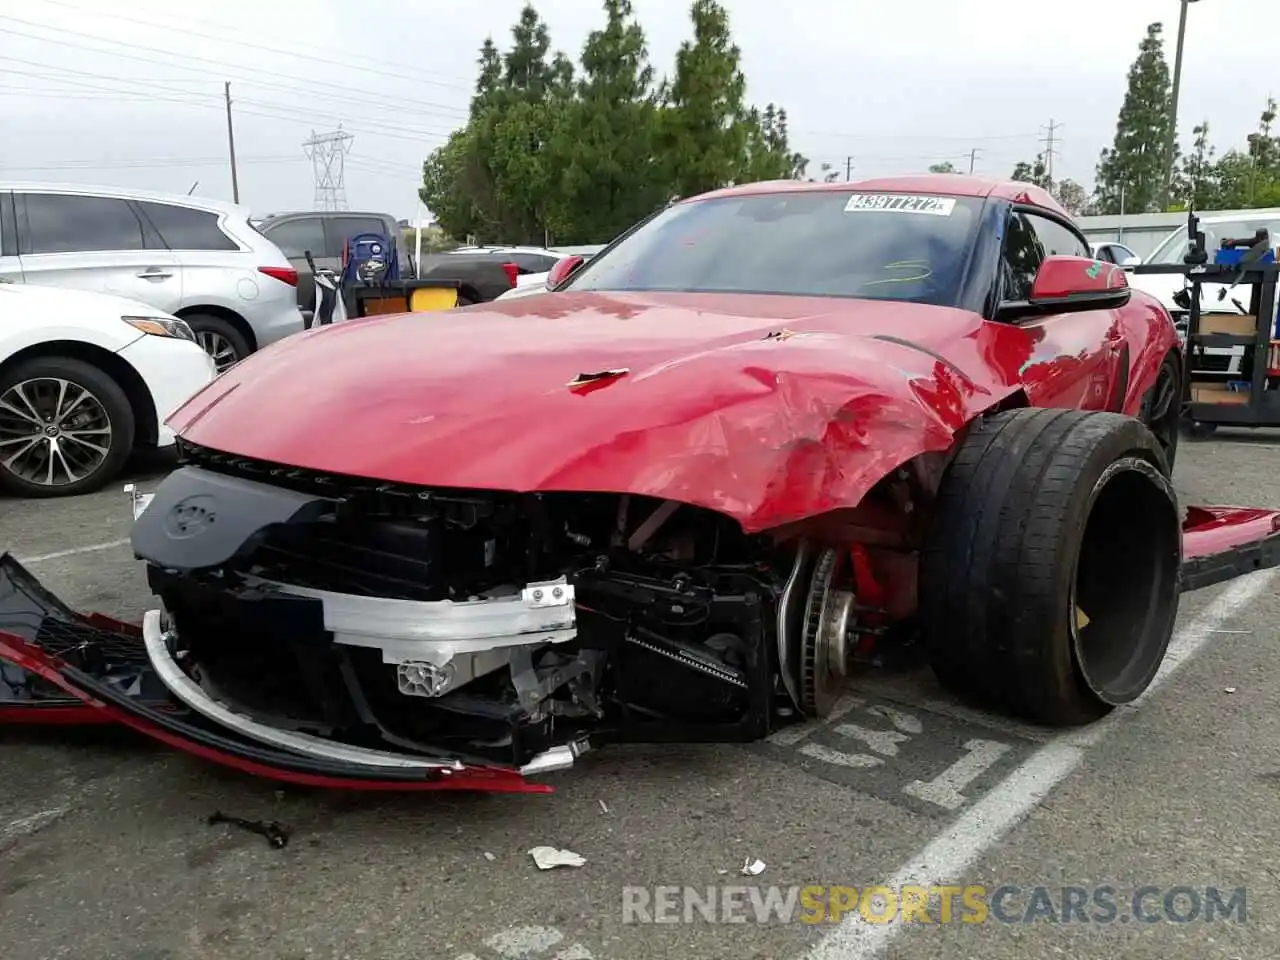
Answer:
(483, 851, 496, 861)
(1226, 686, 1238, 694)
(598, 799, 609, 814)
(528, 846, 586, 869)
(0, 807, 67, 854)
(741, 857, 766, 876)
(207, 811, 291, 848)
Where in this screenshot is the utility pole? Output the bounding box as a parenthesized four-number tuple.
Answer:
(1041, 119, 1060, 184)
(845, 156, 854, 181)
(967, 148, 980, 174)
(1163, 0, 1202, 210)
(224, 81, 240, 204)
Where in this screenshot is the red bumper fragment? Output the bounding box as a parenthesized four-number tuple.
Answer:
(1180, 506, 1280, 592)
(0, 556, 549, 794)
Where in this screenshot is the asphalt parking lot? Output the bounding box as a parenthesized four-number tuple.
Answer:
(2, 435, 1279, 960)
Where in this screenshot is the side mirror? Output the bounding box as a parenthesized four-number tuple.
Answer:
(545, 255, 585, 291)
(1120, 255, 1142, 269)
(999, 255, 1131, 321)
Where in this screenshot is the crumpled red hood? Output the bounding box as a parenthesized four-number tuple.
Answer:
(169, 291, 1026, 531)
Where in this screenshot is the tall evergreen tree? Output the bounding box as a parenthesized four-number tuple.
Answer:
(1053, 180, 1089, 216)
(658, 0, 751, 197)
(560, 0, 665, 240)
(1093, 22, 1174, 215)
(421, 1, 806, 243)
(1172, 120, 1218, 210)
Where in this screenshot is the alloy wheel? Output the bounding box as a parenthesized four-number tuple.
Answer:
(0, 378, 114, 487)
(196, 330, 239, 372)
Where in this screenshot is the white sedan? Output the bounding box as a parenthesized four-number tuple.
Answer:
(0, 282, 217, 498)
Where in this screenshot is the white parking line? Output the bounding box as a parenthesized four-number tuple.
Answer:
(15, 538, 130, 565)
(800, 567, 1278, 960)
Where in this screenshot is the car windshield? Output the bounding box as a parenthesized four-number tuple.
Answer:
(1149, 216, 1280, 264)
(565, 190, 984, 307)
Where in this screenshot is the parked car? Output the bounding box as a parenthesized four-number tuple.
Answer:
(495, 251, 601, 301)
(0, 281, 216, 497)
(1090, 241, 1141, 267)
(1128, 209, 1280, 379)
(420, 245, 606, 304)
(0, 184, 303, 373)
(4, 175, 1236, 792)
(256, 211, 408, 321)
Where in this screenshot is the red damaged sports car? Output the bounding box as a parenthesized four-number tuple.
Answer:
(3, 175, 1279, 794)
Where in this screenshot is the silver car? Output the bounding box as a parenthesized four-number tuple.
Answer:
(0, 183, 305, 372)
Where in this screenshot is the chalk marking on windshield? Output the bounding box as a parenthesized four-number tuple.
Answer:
(844, 194, 957, 216)
(862, 260, 934, 286)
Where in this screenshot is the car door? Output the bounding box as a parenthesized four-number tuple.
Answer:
(14, 191, 182, 312)
(1002, 210, 1122, 411)
(258, 215, 328, 315)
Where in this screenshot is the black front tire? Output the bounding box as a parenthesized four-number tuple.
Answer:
(0, 356, 135, 498)
(185, 314, 252, 372)
(1140, 352, 1181, 473)
(920, 408, 1181, 726)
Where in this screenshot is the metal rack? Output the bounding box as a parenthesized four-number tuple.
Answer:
(1131, 212, 1280, 435)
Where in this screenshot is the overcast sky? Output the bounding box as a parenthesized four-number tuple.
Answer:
(2, 0, 1274, 221)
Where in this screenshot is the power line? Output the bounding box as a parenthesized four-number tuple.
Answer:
(0, 59, 456, 145)
(0, 18, 469, 121)
(0, 45, 467, 122)
(0, 13, 470, 99)
(0, 156, 301, 172)
(39, 0, 474, 92)
(800, 129, 1043, 143)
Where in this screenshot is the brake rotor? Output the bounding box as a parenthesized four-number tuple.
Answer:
(798, 547, 857, 717)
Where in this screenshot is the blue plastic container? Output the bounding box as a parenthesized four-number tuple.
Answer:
(1215, 246, 1276, 267)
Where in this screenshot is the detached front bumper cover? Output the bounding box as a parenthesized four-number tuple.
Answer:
(0, 554, 549, 794)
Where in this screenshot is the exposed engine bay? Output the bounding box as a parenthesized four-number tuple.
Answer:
(129, 443, 896, 773)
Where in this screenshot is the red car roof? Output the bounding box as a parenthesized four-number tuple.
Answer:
(685, 173, 1070, 220)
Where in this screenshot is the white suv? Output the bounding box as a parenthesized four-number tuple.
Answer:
(0, 183, 304, 372)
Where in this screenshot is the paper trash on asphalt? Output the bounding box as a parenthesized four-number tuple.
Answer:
(528, 846, 586, 869)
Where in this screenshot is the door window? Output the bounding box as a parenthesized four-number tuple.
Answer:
(261, 217, 327, 259)
(1094, 245, 1117, 263)
(1026, 214, 1091, 259)
(20, 193, 145, 254)
(136, 201, 238, 251)
(999, 212, 1045, 302)
(323, 218, 389, 257)
(508, 252, 559, 274)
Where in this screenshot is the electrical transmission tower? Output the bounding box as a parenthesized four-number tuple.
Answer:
(1040, 119, 1062, 183)
(303, 127, 354, 211)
